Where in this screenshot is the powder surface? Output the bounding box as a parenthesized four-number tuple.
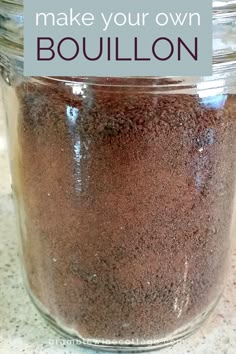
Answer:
(11, 80, 236, 342)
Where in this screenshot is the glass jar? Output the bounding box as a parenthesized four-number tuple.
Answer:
(1, 1, 236, 351)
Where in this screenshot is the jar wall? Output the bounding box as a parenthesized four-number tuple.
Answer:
(1, 72, 236, 349)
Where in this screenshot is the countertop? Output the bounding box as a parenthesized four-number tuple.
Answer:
(0, 102, 236, 354)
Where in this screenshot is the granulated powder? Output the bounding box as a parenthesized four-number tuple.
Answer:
(12, 79, 236, 342)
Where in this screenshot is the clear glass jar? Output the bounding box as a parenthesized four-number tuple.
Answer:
(1, 1, 236, 351)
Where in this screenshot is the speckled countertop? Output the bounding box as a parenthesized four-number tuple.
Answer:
(0, 101, 236, 354)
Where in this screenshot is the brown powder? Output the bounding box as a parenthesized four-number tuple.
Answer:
(11, 79, 236, 343)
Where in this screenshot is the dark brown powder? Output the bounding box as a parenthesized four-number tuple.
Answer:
(12, 79, 236, 342)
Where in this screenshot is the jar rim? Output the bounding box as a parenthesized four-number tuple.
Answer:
(27, 72, 235, 93)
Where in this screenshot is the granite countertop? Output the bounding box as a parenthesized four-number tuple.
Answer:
(0, 102, 236, 354)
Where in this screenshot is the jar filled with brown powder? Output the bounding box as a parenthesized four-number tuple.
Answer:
(1, 1, 236, 351)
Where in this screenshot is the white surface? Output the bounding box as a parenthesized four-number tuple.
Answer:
(0, 102, 236, 354)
